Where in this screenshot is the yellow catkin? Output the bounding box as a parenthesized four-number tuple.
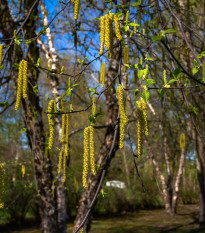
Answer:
(137, 98, 148, 156)
(21, 165, 25, 178)
(113, 14, 122, 41)
(92, 95, 96, 116)
(83, 127, 89, 188)
(74, 0, 80, 20)
(105, 14, 114, 58)
(15, 60, 24, 110)
(123, 47, 129, 72)
(63, 148, 67, 182)
(58, 147, 64, 174)
(47, 100, 55, 150)
(203, 62, 205, 83)
(0, 44, 3, 67)
(61, 102, 66, 143)
(64, 114, 69, 157)
(22, 60, 28, 99)
(137, 100, 143, 156)
(100, 63, 105, 87)
(99, 16, 105, 56)
(116, 84, 128, 149)
(0, 163, 5, 209)
(89, 126, 96, 176)
(141, 98, 148, 136)
(180, 133, 185, 152)
(143, 64, 149, 80)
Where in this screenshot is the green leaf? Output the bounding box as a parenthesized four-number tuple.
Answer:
(151, 35, 163, 42)
(19, 128, 27, 134)
(192, 67, 199, 75)
(0, 101, 9, 107)
(129, 23, 140, 27)
(137, 69, 144, 79)
(115, 12, 123, 19)
(198, 51, 205, 59)
(33, 84, 39, 94)
(88, 114, 95, 126)
(95, 113, 103, 118)
(60, 66, 64, 74)
(172, 67, 181, 80)
(25, 40, 32, 44)
(167, 79, 177, 85)
(122, 25, 129, 32)
(66, 88, 72, 98)
(146, 79, 155, 86)
(132, 0, 141, 6)
(160, 89, 165, 98)
(72, 83, 80, 87)
(163, 29, 176, 34)
(14, 39, 20, 45)
(35, 58, 41, 68)
(142, 90, 150, 102)
(0, 65, 4, 71)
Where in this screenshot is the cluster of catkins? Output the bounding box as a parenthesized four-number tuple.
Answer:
(0, 163, 5, 209)
(15, 60, 28, 110)
(116, 84, 129, 149)
(137, 98, 148, 156)
(83, 126, 96, 188)
(99, 13, 122, 57)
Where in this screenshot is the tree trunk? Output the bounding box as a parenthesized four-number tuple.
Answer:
(72, 45, 120, 233)
(195, 132, 205, 224)
(171, 149, 186, 214)
(0, 1, 66, 232)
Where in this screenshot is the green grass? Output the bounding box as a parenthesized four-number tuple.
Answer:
(2, 205, 205, 233)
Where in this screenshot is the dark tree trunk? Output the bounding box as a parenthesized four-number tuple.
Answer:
(0, 1, 67, 232)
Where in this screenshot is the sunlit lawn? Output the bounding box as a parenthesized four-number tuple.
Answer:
(2, 205, 205, 233)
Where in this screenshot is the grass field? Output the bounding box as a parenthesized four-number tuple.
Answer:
(1, 205, 205, 233)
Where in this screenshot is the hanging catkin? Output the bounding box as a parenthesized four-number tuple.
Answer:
(61, 101, 66, 143)
(100, 62, 105, 87)
(0, 44, 3, 67)
(47, 100, 55, 150)
(123, 47, 129, 72)
(180, 133, 185, 152)
(83, 127, 89, 188)
(74, 0, 80, 20)
(58, 147, 64, 174)
(105, 14, 114, 58)
(15, 60, 24, 110)
(137, 100, 143, 156)
(0, 163, 5, 209)
(89, 126, 96, 176)
(203, 62, 205, 83)
(22, 60, 28, 98)
(92, 95, 96, 116)
(64, 114, 69, 157)
(116, 84, 128, 149)
(62, 147, 67, 182)
(99, 16, 105, 56)
(114, 14, 122, 41)
(137, 98, 148, 156)
(21, 165, 25, 178)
